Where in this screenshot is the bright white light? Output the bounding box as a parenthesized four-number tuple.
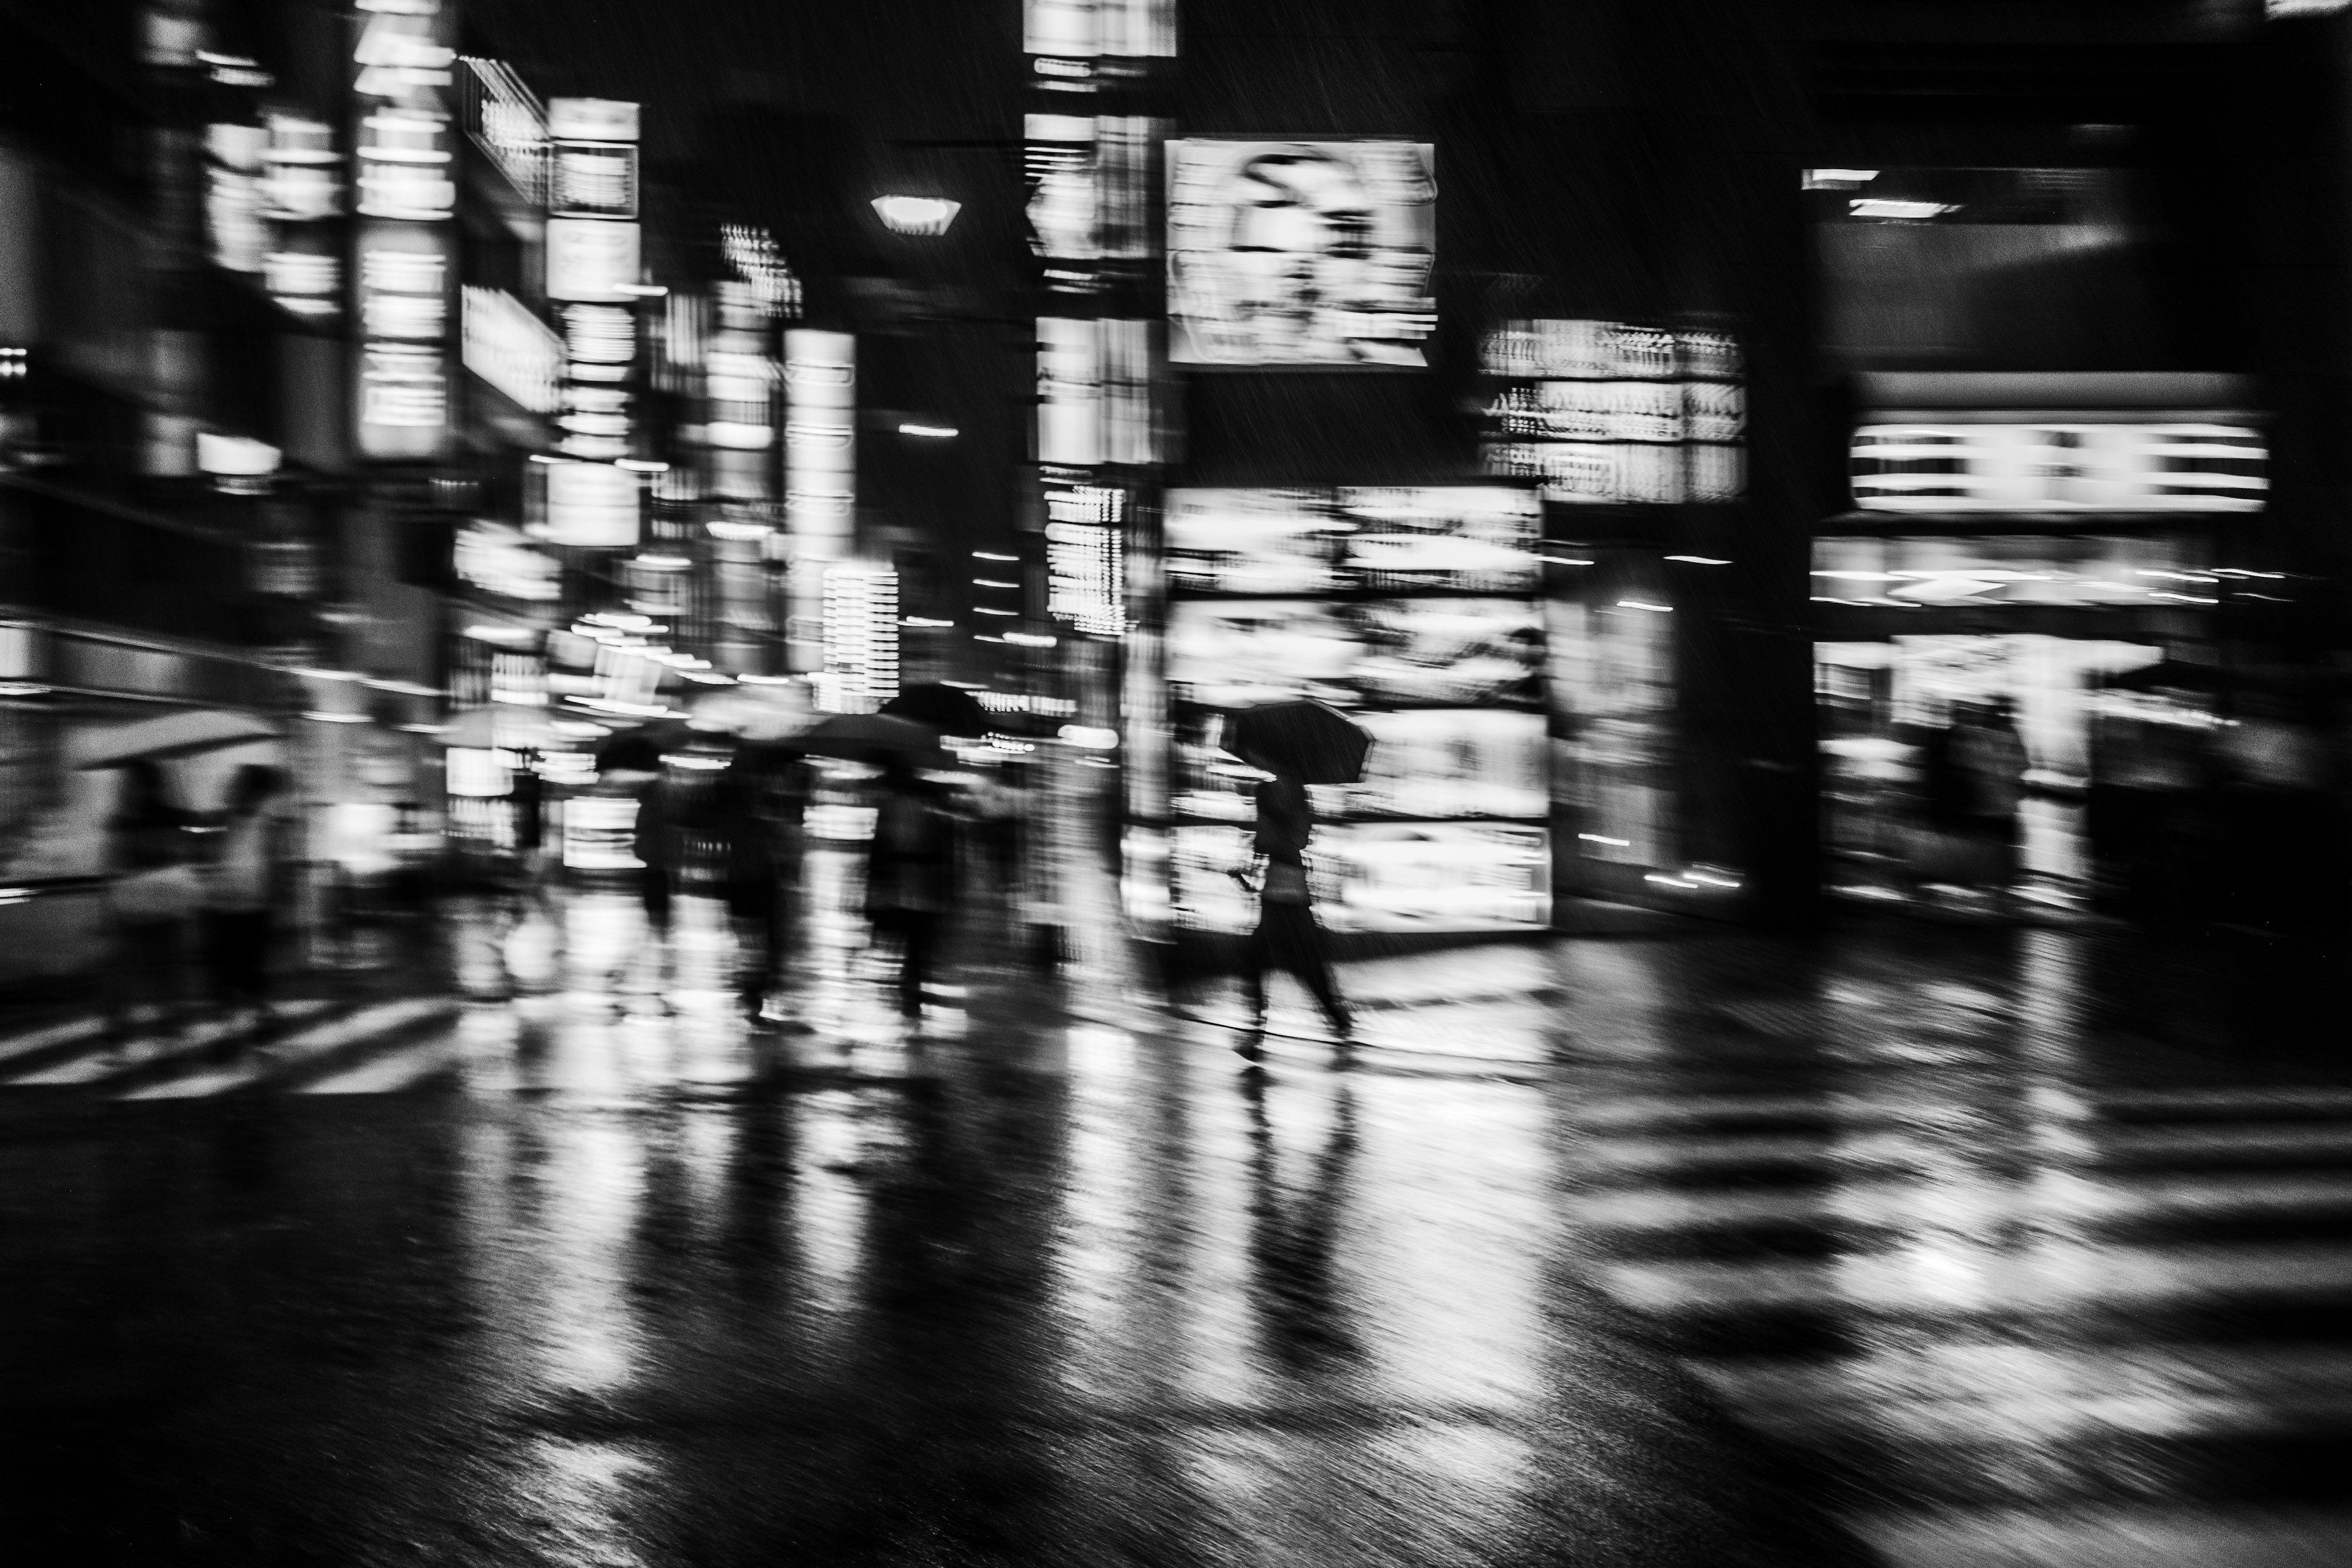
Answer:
(1616, 600, 1672, 613)
(1060, 725, 1118, 750)
(1803, 168, 1879, 188)
(973, 551, 1018, 561)
(303, 710, 371, 724)
(1003, 631, 1057, 647)
(1850, 198, 1957, 220)
(1665, 555, 1731, 565)
(872, 196, 960, 235)
(976, 607, 1016, 616)
(1578, 834, 1630, 846)
(898, 423, 958, 437)
(901, 617, 955, 628)
(973, 578, 1019, 589)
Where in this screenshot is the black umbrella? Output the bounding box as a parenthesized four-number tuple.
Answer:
(1223, 699, 1373, 785)
(594, 720, 726, 773)
(881, 682, 990, 737)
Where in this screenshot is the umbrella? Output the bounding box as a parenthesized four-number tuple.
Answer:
(692, 680, 817, 742)
(881, 682, 990, 737)
(796, 711, 954, 770)
(1222, 699, 1373, 785)
(594, 720, 731, 773)
(75, 709, 281, 769)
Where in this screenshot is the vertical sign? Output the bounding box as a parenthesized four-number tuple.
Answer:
(784, 330, 856, 675)
(349, 0, 457, 461)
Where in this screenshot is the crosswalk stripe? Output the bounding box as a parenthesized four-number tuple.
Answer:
(1573, 1170, 2352, 1235)
(0, 1014, 111, 1068)
(1550, 1061, 2352, 1563)
(118, 998, 456, 1100)
(297, 1031, 465, 1095)
(1850, 1508, 2352, 1568)
(5, 1000, 340, 1087)
(1604, 1243, 2352, 1314)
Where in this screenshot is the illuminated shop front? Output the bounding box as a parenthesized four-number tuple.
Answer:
(1150, 487, 1551, 935)
(1815, 372, 2260, 912)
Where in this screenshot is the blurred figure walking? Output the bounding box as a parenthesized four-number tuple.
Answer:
(710, 748, 810, 1025)
(199, 764, 288, 1041)
(1234, 752, 1352, 1058)
(597, 737, 676, 1007)
(862, 752, 956, 1024)
(104, 758, 200, 1044)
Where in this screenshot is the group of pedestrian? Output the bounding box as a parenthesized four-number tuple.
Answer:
(102, 758, 291, 1047)
(612, 739, 980, 1029)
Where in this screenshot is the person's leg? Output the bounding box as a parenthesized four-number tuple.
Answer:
(1242, 913, 1273, 1027)
(1275, 904, 1352, 1039)
(899, 912, 933, 1018)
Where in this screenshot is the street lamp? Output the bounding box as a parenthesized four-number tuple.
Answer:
(871, 195, 960, 235)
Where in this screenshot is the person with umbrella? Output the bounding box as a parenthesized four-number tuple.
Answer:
(861, 747, 958, 1027)
(1224, 700, 1367, 1060)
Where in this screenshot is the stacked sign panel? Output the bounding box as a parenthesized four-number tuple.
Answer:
(1163, 487, 1550, 934)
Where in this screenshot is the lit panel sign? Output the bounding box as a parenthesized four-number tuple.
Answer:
(1046, 483, 1126, 635)
(349, 0, 454, 460)
(819, 565, 899, 715)
(1849, 424, 2265, 513)
(1166, 140, 1436, 368)
(462, 286, 562, 413)
(546, 217, 641, 302)
(459, 58, 548, 205)
(1811, 534, 2225, 607)
(1478, 320, 1745, 504)
(543, 459, 640, 547)
(1159, 486, 1548, 935)
(785, 330, 856, 673)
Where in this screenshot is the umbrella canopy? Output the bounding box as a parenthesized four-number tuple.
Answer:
(797, 712, 954, 770)
(437, 706, 562, 750)
(881, 682, 990, 737)
(75, 709, 281, 769)
(1223, 699, 1373, 785)
(594, 720, 731, 774)
(692, 680, 817, 742)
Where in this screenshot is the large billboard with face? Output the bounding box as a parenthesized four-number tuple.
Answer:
(1166, 140, 1436, 368)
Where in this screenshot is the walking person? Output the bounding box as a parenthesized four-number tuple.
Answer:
(1233, 747, 1353, 1061)
(199, 763, 288, 1044)
(103, 758, 201, 1046)
(862, 751, 956, 1027)
(595, 736, 676, 1008)
(710, 748, 809, 1027)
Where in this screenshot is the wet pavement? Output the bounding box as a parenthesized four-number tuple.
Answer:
(4, 881, 2350, 1566)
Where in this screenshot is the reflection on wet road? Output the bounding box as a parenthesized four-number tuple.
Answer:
(4, 904, 2350, 1564)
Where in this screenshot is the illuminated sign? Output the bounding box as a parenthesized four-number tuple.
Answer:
(552, 141, 637, 219)
(818, 565, 899, 714)
(547, 217, 641, 302)
(1167, 139, 1436, 368)
(545, 97, 638, 143)
(1811, 534, 2225, 608)
(462, 287, 562, 413)
(1046, 484, 1125, 635)
(1479, 320, 1745, 504)
(544, 459, 641, 547)
(785, 330, 856, 672)
(350, 0, 454, 458)
(355, 222, 453, 456)
(204, 124, 267, 273)
(1024, 0, 1175, 60)
(1849, 424, 2265, 513)
(459, 58, 548, 204)
(455, 521, 562, 601)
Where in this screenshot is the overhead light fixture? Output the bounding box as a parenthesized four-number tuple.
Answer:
(899, 423, 958, 438)
(1664, 555, 1732, 565)
(872, 196, 960, 235)
(1849, 198, 1957, 221)
(973, 551, 1017, 561)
